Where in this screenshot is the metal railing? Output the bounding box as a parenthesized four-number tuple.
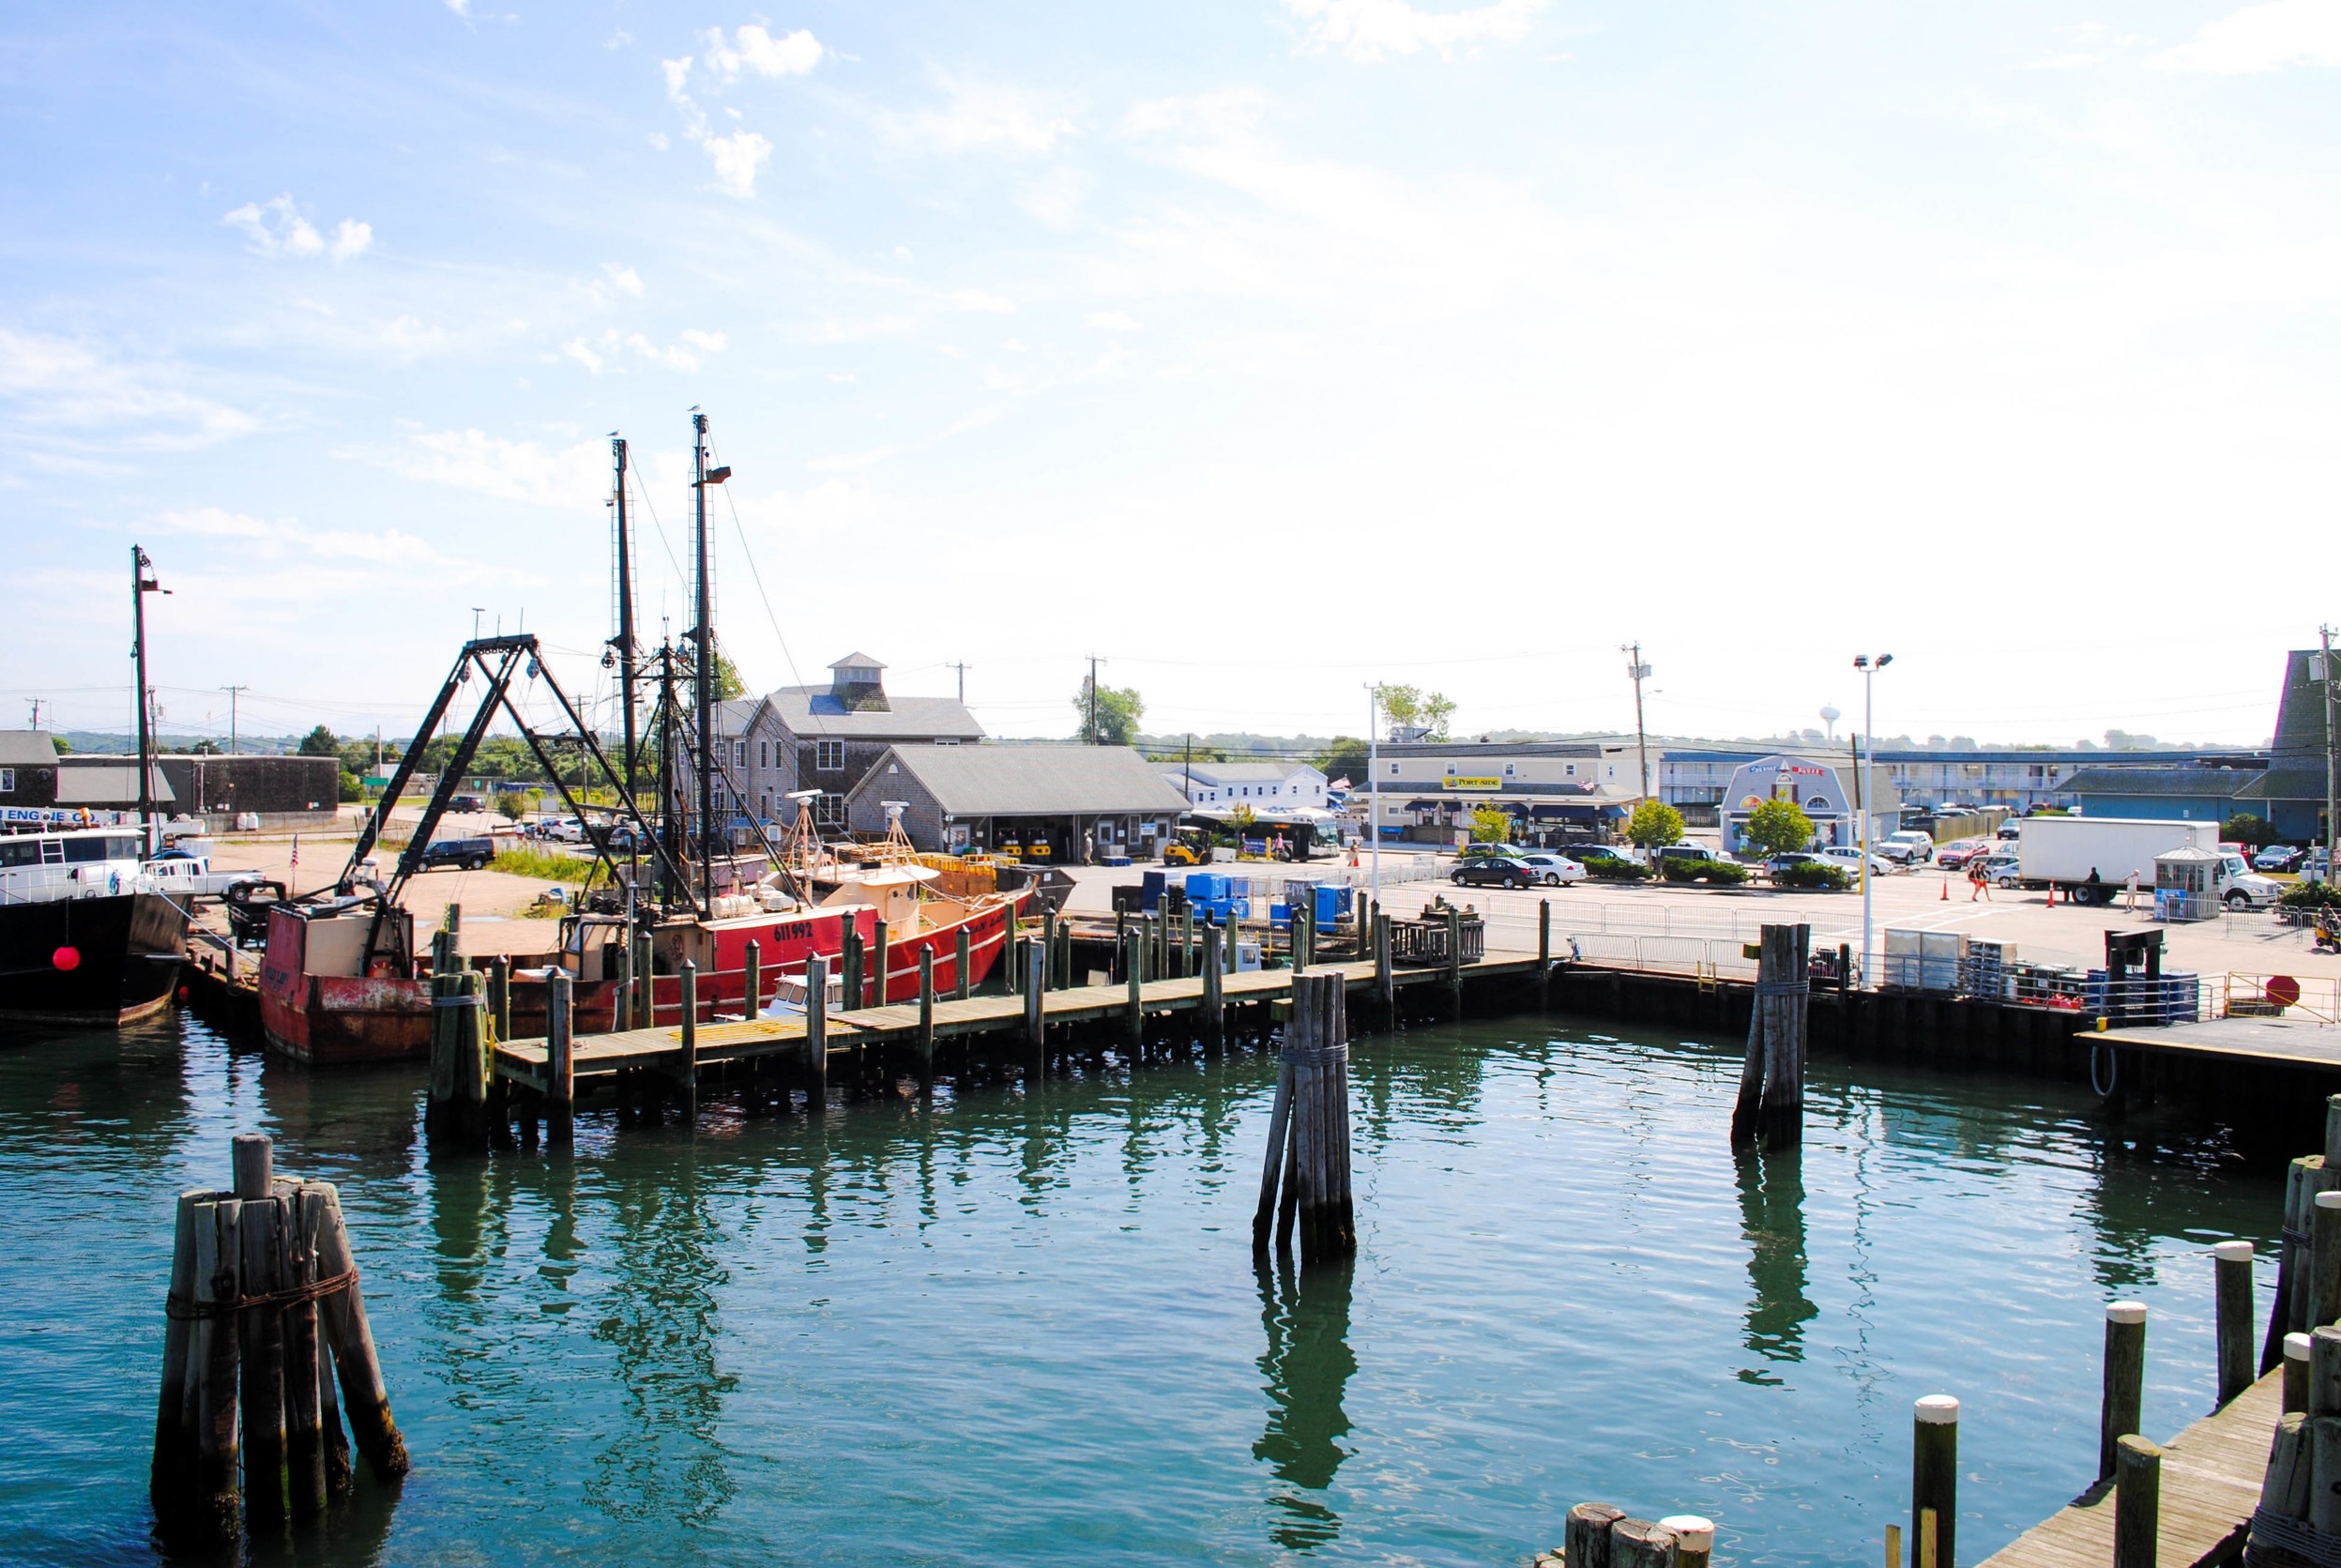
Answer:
(2223, 974, 2341, 1025)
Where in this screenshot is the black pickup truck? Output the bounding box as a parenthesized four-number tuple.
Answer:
(419, 836, 494, 872)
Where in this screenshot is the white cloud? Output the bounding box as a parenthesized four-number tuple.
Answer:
(680, 327, 727, 351)
(221, 194, 324, 258)
(662, 56, 693, 99)
(1086, 312, 1142, 331)
(621, 331, 698, 370)
(884, 74, 1075, 154)
(704, 23, 824, 79)
(2150, 0, 2341, 72)
(563, 337, 603, 373)
(0, 328, 257, 449)
(806, 444, 898, 472)
(155, 507, 448, 567)
(1282, 0, 1545, 61)
(604, 263, 645, 297)
(704, 129, 772, 196)
(446, 0, 472, 14)
(328, 219, 372, 261)
(395, 428, 607, 508)
(647, 130, 671, 150)
(945, 288, 1016, 313)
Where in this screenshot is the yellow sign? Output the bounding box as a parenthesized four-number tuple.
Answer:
(1442, 777, 1503, 791)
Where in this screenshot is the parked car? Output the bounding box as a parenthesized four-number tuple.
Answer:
(2303, 848, 2332, 883)
(1765, 852, 1843, 881)
(420, 836, 495, 872)
(1997, 820, 2024, 840)
(1877, 830, 1934, 866)
(1818, 845, 1896, 878)
(1458, 842, 1530, 862)
(1514, 853, 1586, 887)
(449, 794, 488, 814)
(542, 816, 588, 844)
(1562, 844, 1636, 870)
(2256, 845, 2304, 873)
(1983, 851, 2023, 887)
(1452, 857, 1534, 890)
(1657, 843, 1726, 866)
(1934, 839, 1992, 869)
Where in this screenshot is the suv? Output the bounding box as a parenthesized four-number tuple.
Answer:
(1878, 830, 1933, 866)
(1657, 843, 1725, 866)
(420, 836, 495, 872)
(1459, 842, 1529, 862)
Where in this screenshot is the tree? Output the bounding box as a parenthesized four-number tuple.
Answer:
(1469, 806, 1513, 843)
(2225, 813, 2283, 849)
(1072, 675, 1145, 745)
(1376, 684, 1454, 741)
(298, 724, 341, 757)
(496, 789, 540, 822)
(1315, 736, 1369, 784)
(705, 647, 748, 702)
(1626, 799, 1685, 852)
(1742, 798, 1817, 857)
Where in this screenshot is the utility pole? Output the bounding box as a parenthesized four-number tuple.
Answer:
(1367, 684, 1381, 906)
(26, 699, 42, 731)
(1087, 655, 1101, 743)
(131, 546, 168, 853)
(611, 434, 641, 803)
(2323, 626, 2337, 884)
(220, 684, 248, 754)
(950, 662, 969, 703)
(1621, 643, 1652, 802)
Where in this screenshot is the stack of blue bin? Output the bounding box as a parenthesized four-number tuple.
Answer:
(1140, 871, 1167, 912)
(1182, 872, 1250, 924)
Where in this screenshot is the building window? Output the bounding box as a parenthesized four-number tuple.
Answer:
(816, 740, 844, 770)
(735, 740, 747, 769)
(1504, 764, 1515, 777)
(759, 740, 769, 769)
(1566, 764, 1575, 776)
(1389, 763, 1398, 775)
(0, 769, 12, 794)
(816, 793, 847, 826)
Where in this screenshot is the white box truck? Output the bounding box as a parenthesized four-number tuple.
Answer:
(2014, 817, 2215, 906)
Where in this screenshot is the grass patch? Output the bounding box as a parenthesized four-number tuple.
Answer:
(492, 845, 600, 883)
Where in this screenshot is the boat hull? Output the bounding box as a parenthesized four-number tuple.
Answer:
(0, 891, 187, 1028)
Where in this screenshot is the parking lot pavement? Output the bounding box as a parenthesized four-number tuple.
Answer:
(1071, 853, 2341, 982)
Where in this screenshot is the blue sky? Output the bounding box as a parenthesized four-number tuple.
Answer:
(3, 0, 2337, 747)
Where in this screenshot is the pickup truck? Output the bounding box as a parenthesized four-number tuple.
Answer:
(420, 836, 496, 872)
(140, 847, 261, 899)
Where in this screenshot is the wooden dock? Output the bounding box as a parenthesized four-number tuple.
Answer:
(492, 949, 1552, 1091)
(2099, 1016, 2341, 1073)
(1978, 1369, 2279, 1568)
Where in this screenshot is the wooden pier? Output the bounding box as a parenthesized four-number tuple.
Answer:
(1978, 1367, 2279, 1568)
(490, 950, 1550, 1093)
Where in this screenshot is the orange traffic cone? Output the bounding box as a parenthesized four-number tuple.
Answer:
(1940, 877, 1949, 901)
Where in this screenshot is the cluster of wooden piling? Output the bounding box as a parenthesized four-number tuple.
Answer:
(151, 1134, 406, 1548)
(1252, 971, 1357, 1265)
(1542, 1502, 1715, 1568)
(2259, 1100, 2341, 1375)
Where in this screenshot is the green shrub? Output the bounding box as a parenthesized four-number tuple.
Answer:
(1704, 860, 1753, 885)
(1661, 858, 1750, 886)
(1585, 859, 1652, 881)
(1773, 862, 1850, 891)
(2281, 881, 2341, 909)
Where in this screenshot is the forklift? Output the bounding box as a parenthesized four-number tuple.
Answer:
(1162, 825, 1217, 867)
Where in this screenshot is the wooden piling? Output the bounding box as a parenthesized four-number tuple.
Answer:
(1912, 1394, 1958, 1568)
(1539, 899, 1551, 970)
(677, 959, 699, 1119)
(955, 925, 971, 1001)
(151, 1189, 205, 1525)
(1659, 1515, 1714, 1568)
(546, 968, 573, 1145)
(1444, 908, 1462, 1013)
(1043, 906, 1058, 989)
(1732, 923, 1810, 1150)
(2215, 1241, 2255, 1406)
(631, 929, 653, 1028)
(874, 919, 889, 1010)
(2314, 1417, 2341, 1534)
(1023, 943, 1044, 1061)
(2287, 1332, 2313, 1413)
(745, 939, 762, 1020)
(1125, 931, 1144, 1047)
(487, 954, 510, 1045)
(614, 929, 633, 1034)
(1252, 1046, 1294, 1256)
(1566, 1502, 1627, 1568)
(282, 1184, 327, 1517)
(2114, 1436, 2161, 1568)
(310, 1182, 407, 1480)
(236, 1191, 287, 1522)
(1609, 1517, 1679, 1568)
(806, 953, 829, 1102)
(2103, 1301, 2147, 1482)
(2315, 1190, 2341, 1330)
(190, 1196, 242, 1544)
(1203, 923, 1224, 1050)
(1375, 912, 1393, 1023)
(2262, 1411, 2311, 1519)
(843, 923, 863, 1013)
(918, 945, 935, 1082)
(2311, 1324, 2341, 1417)
(1253, 971, 1356, 1264)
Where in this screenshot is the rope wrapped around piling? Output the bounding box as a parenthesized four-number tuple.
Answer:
(164, 1267, 357, 1320)
(1754, 979, 1810, 998)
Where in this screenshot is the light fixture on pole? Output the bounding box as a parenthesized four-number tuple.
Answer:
(1366, 684, 1382, 907)
(1852, 653, 1893, 987)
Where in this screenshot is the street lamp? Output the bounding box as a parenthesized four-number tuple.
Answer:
(1853, 653, 1893, 987)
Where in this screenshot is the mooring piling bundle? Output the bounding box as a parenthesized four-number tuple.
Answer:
(1251, 970, 1356, 1265)
(151, 1133, 407, 1548)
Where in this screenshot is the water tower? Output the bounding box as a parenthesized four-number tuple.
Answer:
(1819, 705, 1841, 742)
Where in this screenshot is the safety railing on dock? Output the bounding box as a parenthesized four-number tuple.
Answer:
(2222, 972, 2341, 1024)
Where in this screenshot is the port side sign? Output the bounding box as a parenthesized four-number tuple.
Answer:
(1440, 777, 1503, 791)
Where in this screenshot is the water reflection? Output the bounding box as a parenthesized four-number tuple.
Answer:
(587, 1144, 739, 1526)
(1254, 1255, 1357, 1550)
(1736, 1143, 1817, 1382)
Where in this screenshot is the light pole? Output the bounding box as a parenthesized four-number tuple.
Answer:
(1367, 685, 1382, 907)
(1853, 652, 1893, 986)
(1622, 643, 1652, 801)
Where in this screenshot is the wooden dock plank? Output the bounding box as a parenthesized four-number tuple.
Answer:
(491, 948, 1547, 1088)
(1977, 1370, 2279, 1568)
(2100, 1016, 2341, 1072)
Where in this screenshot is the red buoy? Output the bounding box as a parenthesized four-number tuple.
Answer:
(52, 946, 81, 971)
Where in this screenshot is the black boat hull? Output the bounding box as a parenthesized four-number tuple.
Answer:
(0, 892, 187, 1027)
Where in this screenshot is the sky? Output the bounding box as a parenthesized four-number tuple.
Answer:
(2, 0, 2337, 752)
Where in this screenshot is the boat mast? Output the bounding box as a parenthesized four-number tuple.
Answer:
(692, 411, 715, 912)
(611, 435, 640, 803)
(131, 545, 166, 854)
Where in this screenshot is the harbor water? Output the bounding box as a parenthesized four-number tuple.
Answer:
(0, 1009, 2282, 1567)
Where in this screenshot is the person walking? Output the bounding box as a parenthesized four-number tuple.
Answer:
(1969, 856, 1991, 901)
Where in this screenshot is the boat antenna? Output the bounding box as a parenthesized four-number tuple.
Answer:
(609, 434, 640, 805)
(689, 410, 733, 915)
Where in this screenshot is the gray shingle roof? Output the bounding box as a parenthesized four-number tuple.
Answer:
(2064, 767, 2254, 798)
(762, 687, 983, 739)
(0, 731, 58, 767)
(828, 653, 887, 671)
(54, 765, 175, 805)
(858, 744, 1191, 816)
